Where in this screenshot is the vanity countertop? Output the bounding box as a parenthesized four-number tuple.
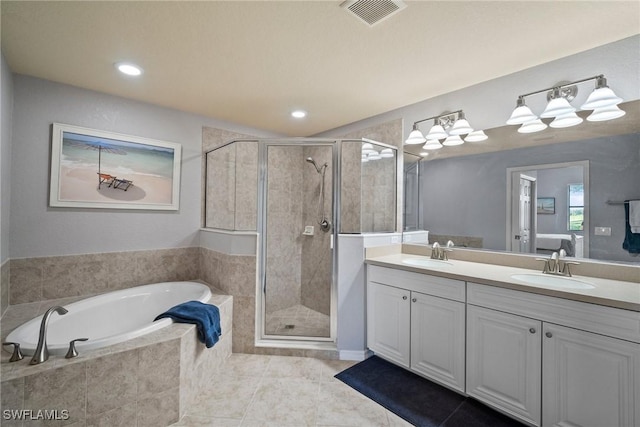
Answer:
(365, 253, 640, 312)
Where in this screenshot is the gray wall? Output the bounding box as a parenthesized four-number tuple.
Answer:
(1, 53, 13, 264)
(9, 74, 275, 258)
(420, 134, 640, 262)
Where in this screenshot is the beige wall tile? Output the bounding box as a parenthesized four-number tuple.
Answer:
(136, 387, 180, 427)
(86, 350, 138, 416)
(138, 339, 180, 399)
(85, 402, 137, 427)
(1, 377, 24, 427)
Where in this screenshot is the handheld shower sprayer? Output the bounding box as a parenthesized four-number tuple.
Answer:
(305, 157, 331, 232)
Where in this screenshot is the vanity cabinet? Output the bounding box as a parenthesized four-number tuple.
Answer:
(467, 282, 640, 427)
(367, 265, 466, 392)
(466, 305, 542, 426)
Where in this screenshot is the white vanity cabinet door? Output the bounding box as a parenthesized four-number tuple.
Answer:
(367, 281, 411, 367)
(542, 323, 640, 427)
(466, 305, 542, 426)
(411, 291, 465, 392)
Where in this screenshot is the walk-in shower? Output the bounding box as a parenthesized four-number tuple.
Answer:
(204, 138, 398, 350)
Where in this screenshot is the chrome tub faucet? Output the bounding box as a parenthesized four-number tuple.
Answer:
(30, 306, 68, 365)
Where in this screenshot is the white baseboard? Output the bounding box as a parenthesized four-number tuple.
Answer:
(339, 349, 373, 361)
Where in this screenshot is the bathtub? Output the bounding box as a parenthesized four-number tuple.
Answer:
(5, 281, 212, 356)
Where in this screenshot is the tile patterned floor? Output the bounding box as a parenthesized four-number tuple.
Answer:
(172, 354, 414, 426)
(265, 305, 330, 337)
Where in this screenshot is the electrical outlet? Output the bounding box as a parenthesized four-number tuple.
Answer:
(594, 226, 611, 236)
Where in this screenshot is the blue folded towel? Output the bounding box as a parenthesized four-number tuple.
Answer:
(623, 201, 640, 254)
(155, 301, 221, 348)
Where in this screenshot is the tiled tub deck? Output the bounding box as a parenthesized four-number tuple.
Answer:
(0, 293, 232, 427)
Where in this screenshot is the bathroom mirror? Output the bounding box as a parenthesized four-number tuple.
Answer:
(402, 100, 640, 264)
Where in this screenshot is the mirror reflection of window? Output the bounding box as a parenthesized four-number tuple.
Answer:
(568, 184, 584, 231)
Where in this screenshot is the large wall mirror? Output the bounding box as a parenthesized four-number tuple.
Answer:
(403, 100, 640, 264)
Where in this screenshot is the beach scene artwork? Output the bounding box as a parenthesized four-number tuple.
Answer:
(50, 124, 181, 210)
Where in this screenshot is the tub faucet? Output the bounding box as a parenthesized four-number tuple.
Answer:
(30, 306, 68, 365)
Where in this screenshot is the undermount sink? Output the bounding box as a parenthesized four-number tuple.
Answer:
(402, 258, 452, 268)
(510, 273, 595, 290)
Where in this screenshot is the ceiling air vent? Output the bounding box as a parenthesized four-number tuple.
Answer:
(341, 0, 407, 27)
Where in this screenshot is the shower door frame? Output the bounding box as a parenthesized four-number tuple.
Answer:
(256, 139, 340, 348)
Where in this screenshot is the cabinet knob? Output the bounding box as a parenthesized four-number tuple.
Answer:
(545, 332, 553, 338)
(402, 295, 408, 300)
(529, 328, 536, 334)
(412, 298, 417, 303)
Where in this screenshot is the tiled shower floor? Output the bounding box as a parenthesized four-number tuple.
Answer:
(265, 304, 330, 337)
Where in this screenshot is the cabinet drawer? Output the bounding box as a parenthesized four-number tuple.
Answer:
(468, 282, 640, 343)
(368, 265, 465, 302)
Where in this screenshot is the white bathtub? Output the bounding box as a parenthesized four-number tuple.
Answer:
(6, 281, 212, 356)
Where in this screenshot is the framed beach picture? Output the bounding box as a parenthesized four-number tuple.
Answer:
(537, 197, 555, 215)
(49, 123, 182, 210)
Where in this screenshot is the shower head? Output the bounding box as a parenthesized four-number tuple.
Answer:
(305, 157, 327, 174)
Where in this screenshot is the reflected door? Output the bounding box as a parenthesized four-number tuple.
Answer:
(511, 173, 536, 253)
(262, 144, 334, 339)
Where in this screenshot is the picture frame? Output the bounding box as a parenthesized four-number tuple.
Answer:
(536, 197, 555, 215)
(49, 123, 182, 210)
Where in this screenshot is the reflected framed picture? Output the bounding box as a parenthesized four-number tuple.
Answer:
(537, 197, 555, 214)
(49, 123, 182, 210)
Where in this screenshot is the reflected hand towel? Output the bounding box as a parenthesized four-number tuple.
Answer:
(155, 300, 221, 347)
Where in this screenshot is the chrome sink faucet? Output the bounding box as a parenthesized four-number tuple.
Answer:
(431, 241, 453, 261)
(30, 306, 68, 365)
(536, 250, 580, 277)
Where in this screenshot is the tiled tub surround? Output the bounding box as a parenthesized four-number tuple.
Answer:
(0, 293, 233, 427)
(8, 247, 200, 305)
(1, 260, 9, 316)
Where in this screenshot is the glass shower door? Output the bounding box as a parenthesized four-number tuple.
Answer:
(262, 143, 334, 339)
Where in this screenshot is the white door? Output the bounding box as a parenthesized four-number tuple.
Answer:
(411, 292, 465, 392)
(366, 282, 411, 367)
(467, 305, 542, 426)
(511, 173, 536, 253)
(542, 323, 640, 427)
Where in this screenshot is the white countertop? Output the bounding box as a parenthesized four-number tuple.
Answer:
(365, 253, 640, 312)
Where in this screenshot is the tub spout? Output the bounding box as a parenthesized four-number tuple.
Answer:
(30, 306, 68, 365)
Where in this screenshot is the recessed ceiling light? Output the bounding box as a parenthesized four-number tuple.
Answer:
(291, 110, 307, 119)
(115, 62, 143, 76)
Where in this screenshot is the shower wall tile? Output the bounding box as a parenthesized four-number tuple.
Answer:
(231, 296, 255, 354)
(206, 143, 236, 230)
(8, 247, 201, 305)
(234, 141, 258, 231)
(202, 127, 255, 153)
(86, 402, 137, 427)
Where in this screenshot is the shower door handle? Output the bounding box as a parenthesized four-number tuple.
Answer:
(330, 234, 334, 250)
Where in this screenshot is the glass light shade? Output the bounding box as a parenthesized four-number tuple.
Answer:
(422, 139, 443, 150)
(449, 118, 473, 135)
(442, 135, 465, 146)
(517, 119, 547, 133)
(586, 105, 626, 122)
(361, 157, 369, 163)
(464, 130, 488, 142)
(425, 124, 447, 140)
(507, 105, 538, 125)
(380, 148, 394, 158)
(540, 97, 575, 118)
(361, 142, 377, 154)
(367, 151, 381, 160)
(549, 112, 583, 128)
(580, 87, 623, 110)
(404, 129, 426, 145)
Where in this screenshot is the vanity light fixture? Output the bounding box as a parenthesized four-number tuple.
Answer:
(507, 74, 624, 133)
(380, 148, 394, 158)
(405, 110, 487, 147)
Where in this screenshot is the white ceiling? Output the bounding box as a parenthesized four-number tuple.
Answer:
(2, 1, 639, 136)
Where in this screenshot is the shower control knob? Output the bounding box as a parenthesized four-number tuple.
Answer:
(65, 338, 89, 359)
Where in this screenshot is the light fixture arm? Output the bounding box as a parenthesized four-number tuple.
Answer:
(516, 74, 605, 100)
(412, 110, 463, 128)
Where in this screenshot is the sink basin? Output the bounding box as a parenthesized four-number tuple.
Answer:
(402, 258, 452, 268)
(510, 273, 595, 289)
